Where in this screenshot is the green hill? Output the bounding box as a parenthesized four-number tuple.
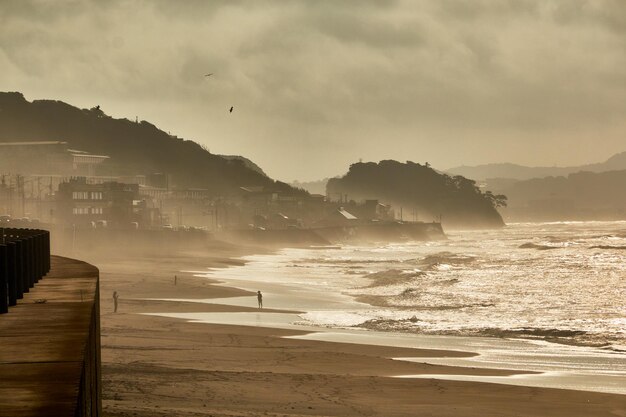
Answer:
(0, 92, 299, 195)
(327, 160, 506, 228)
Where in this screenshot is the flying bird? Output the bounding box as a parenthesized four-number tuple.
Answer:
(204, 73, 214, 77)
(229, 106, 234, 113)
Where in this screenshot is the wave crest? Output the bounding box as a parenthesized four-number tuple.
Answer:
(364, 269, 425, 288)
(519, 243, 558, 250)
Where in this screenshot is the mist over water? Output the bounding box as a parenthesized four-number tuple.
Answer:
(207, 221, 626, 351)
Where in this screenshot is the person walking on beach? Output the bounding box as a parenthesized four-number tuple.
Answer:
(257, 290, 263, 309)
(113, 291, 119, 313)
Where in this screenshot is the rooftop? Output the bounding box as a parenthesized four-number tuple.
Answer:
(0, 141, 68, 146)
(337, 208, 357, 220)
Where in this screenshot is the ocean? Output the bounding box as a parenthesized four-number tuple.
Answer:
(206, 221, 626, 351)
(155, 221, 626, 393)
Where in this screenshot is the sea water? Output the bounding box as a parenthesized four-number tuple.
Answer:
(202, 221, 626, 351)
(155, 221, 626, 393)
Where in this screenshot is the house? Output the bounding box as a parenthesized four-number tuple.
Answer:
(56, 177, 146, 228)
(361, 199, 394, 221)
(67, 149, 110, 176)
(267, 212, 301, 229)
(315, 207, 358, 228)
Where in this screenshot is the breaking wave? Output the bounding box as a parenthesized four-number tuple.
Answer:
(590, 245, 626, 250)
(352, 319, 620, 350)
(363, 269, 425, 288)
(417, 252, 477, 269)
(273, 222, 626, 354)
(519, 242, 559, 250)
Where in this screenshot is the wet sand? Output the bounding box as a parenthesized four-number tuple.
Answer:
(87, 247, 626, 417)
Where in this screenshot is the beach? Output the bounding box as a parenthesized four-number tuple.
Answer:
(83, 245, 626, 417)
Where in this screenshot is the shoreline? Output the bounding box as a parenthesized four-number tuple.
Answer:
(84, 244, 626, 416)
(159, 246, 626, 394)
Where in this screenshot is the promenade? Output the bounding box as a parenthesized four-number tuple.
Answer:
(0, 255, 101, 417)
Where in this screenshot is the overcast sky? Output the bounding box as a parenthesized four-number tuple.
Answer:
(1, 0, 624, 181)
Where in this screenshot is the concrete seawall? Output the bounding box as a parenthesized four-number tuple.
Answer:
(0, 256, 101, 416)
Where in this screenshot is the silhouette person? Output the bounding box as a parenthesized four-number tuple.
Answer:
(174, 275, 177, 285)
(257, 291, 263, 309)
(113, 291, 119, 313)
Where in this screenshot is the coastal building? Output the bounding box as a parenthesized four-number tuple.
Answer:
(0, 141, 70, 174)
(315, 207, 359, 228)
(0, 141, 109, 176)
(0, 177, 14, 216)
(267, 212, 300, 229)
(236, 186, 333, 228)
(137, 184, 216, 229)
(361, 199, 394, 221)
(56, 177, 155, 228)
(67, 149, 109, 176)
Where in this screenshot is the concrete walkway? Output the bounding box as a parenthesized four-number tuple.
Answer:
(0, 255, 100, 417)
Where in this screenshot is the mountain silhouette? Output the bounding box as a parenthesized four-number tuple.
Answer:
(327, 160, 505, 229)
(489, 169, 626, 221)
(447, 153, 626, 181)
(0, 92, 299, 195)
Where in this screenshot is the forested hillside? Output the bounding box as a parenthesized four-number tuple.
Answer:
(327, 160, 506, 228)
(0, 92, 299, 195)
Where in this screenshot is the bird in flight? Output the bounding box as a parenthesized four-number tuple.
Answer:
(204, 73, 213, 77)
(229, 106, 234, 113)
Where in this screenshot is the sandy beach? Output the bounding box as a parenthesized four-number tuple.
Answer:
(80, 245, 626, 417)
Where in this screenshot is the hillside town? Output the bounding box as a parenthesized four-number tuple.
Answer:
(0, 140, 443, 243)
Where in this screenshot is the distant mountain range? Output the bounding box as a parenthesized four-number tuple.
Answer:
(0, 92, 299, 195)
(494, 170, 626, 221)
(447, 152, 626, 181)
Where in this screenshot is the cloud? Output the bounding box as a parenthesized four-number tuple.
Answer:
(0, 0, 624, 180)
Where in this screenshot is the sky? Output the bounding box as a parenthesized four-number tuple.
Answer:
(1, 0, 625, 181)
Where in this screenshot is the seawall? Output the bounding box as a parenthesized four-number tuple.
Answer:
(0, 256, 101, 416)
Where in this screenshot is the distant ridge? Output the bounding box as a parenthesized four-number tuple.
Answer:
(447, 153, 626, 181)
(494, 169, 626, 221)
(0, 92, 301, 195)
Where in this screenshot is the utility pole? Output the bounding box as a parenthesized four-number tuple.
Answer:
(8, 175, 14, 216)
(0, 175, 5, 215)
(49, 176, 54, 223)
(17, 175, 25, 217)
(36, 177, 42, 220)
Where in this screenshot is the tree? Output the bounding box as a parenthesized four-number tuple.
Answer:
(485, 191, 508, 208)
(90, 105, 105, 118)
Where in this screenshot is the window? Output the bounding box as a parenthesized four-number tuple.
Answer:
(72, 207, 89, 215)
(91, 192, 103, 200)
(72, 191, 89, 200)
(91, 207, 103, 215)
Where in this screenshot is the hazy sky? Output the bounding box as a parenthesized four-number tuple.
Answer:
(1, 0, 625, 181)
